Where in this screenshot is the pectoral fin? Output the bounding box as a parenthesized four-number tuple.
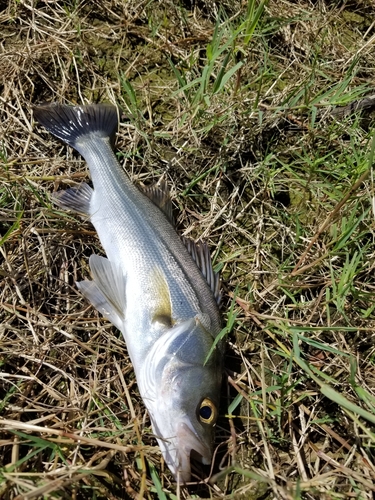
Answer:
(77, 255, 126, 331)
(150, 267, 173, 327)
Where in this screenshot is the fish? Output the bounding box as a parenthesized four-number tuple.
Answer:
(33, 103, 224, 483)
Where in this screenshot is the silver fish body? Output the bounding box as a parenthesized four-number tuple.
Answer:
(33, 103, 223, 482)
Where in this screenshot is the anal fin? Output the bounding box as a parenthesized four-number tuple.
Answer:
(52, 182, 93, 215)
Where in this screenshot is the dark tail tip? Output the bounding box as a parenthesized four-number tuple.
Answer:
(32, 103, 119, 150)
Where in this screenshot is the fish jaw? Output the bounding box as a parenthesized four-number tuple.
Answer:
(152, 417, 213, 483)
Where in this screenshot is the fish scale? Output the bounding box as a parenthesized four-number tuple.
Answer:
(33, 102, 223, 483)
(81, 139, 211, 317)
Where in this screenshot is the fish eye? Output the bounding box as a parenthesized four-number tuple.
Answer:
(198, 398, 217, 425)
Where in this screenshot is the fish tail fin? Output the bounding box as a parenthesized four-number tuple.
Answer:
(32, 103, 119, 150)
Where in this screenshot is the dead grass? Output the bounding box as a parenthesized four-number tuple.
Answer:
(1, 0, 375, 498)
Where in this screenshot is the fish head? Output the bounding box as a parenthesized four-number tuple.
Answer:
(141, 316, 223, 483)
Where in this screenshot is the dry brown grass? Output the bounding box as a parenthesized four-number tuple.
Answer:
(1, 0, 375, 498)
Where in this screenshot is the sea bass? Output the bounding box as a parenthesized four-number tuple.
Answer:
(33, 103, 223, 482)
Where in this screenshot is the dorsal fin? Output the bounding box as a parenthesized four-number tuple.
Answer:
(142, 180, 174, 224)
(181, 237, 221, 304)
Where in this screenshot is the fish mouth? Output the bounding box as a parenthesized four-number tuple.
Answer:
(151, 416, 212, 483)
(173, 421, 212, 483)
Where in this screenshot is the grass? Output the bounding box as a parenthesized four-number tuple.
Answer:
(1, 0, 375, 498)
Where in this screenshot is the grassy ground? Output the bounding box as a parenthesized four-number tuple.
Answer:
(1, 0, 375, 498)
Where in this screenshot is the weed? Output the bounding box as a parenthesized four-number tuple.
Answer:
(1, 0, 375, 499)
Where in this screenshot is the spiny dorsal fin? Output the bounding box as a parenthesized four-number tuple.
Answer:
(142, 180, 174, 224)
(52, 182, 93, 215)
(181, 237, 221, 305)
